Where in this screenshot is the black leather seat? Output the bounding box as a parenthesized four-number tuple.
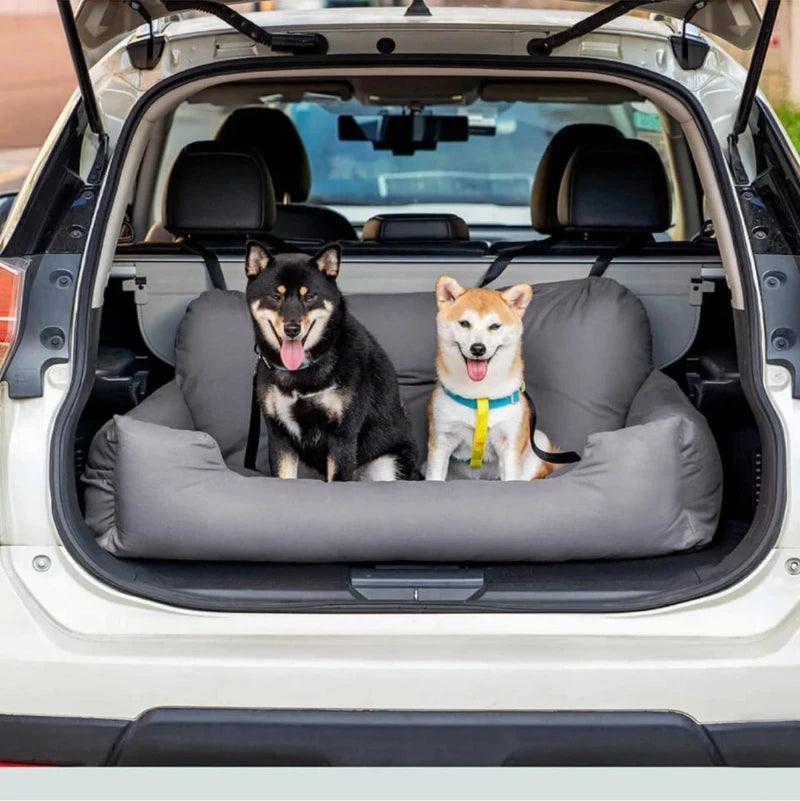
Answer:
(555, 138, 717, 261)
(488, 123, 624, 255)
(479, 135, 680, 286)
(214, 107, 357, 242)
(557, 138, 671, 237)
(530, 123, 625, 237)
(163, 141, 276, 243)
(352, 212, 488, 256)
(362, 212, 470, 242)
(136, 141, 278, 288)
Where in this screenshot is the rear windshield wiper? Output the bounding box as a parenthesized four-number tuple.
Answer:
(527, 0, 656, 55)
(159, 0, 328, 54)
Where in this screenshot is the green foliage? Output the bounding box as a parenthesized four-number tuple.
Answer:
(774, 103, 800, 150)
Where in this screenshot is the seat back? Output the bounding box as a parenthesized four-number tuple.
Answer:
(214, 107, 358, 241)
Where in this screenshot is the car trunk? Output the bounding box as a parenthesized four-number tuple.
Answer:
(38, 0, 784, 612)
(62, 245, 766, 612)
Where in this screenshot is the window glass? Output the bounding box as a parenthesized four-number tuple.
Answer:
(153, 97, 675, 232)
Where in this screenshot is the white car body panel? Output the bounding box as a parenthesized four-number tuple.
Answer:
(0, 5, 797, 730)
(1, 540, 800, 723)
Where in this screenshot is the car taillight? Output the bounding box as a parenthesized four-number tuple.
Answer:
(0, 259, 25, 379)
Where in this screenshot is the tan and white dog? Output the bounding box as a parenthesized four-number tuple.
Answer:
(425, 276, 558, 482)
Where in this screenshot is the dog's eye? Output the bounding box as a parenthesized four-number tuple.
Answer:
(304, 293, 317, 304)
(271, 292, 283, 302)
(489, 323, 502, 331)
(458, 320, 471, 329)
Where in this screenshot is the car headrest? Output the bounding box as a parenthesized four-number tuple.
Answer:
(215, 107, 311, 203)
(163, 141, 276, 237)
(557, 140, 672, 234)
(362, 213, 470, 242)
(531, 124, 625, 234)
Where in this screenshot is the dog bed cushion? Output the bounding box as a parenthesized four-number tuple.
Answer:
(83, 278, 722, 561)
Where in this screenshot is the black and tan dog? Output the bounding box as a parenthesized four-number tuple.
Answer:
(245, 241, 418, 481)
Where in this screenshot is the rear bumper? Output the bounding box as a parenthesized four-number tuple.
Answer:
(1, 709, 798, 767)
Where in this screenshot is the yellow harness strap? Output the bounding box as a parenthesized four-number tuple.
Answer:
(470, 397, 490, 469)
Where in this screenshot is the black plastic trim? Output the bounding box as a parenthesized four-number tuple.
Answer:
(707, 722, 800, 767)
(0, 714, 125, 766)
(744, 101, 800, 397)
(49, 53, 784, 613)
(754, 254, 800, 394)
(669, 33, 709, 71)
(127, 35, 166, 71)
(6, 709, 800, 767)
(5, 254, 80, 398)
(108, 708, 724, 767)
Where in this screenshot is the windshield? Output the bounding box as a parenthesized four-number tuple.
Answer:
(153, 96, 673, 229)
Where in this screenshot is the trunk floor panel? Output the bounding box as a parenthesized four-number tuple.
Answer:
(99, 518, 750, 611)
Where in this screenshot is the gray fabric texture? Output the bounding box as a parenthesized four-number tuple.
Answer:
(174, 289, 255, 469)
(97, 384, 721, 560)
(83, 380, 196, 552)
(83, 277, 722, 562)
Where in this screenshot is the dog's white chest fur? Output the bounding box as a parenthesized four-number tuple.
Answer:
(427, 386, 550, 481)
(263, 384, 349, 442)
(438, 390, 520, 464)
(425, 276, 557, 482)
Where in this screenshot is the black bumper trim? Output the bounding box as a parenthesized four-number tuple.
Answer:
(4, 709, 800, 767)
(0, 714, 125, 766)
(106, 708, 725, 767)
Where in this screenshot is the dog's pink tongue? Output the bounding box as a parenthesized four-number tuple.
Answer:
(466, 358, 488, 382)
(280, 339, 306, 371)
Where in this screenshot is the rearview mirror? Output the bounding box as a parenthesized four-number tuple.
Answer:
(338, 113, 469, 155)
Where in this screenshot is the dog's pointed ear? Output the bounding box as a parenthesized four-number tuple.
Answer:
(314, 244, 341, 279)
(436, 275, 465, 307)
(501, 283, 533, 318)
(246, 240, 272, 278)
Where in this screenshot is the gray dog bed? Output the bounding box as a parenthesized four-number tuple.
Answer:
(83, 277, 722, 562)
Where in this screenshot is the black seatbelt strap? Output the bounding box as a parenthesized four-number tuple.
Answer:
(478, 236, 559, 288)
(176, 236, 227, 290)
(523, 388, 581, 464)
(177, 234, 303, 293)
(254, 232, 305, 254)
(589, 234, 648, 278)
(244, 370, 261, 472)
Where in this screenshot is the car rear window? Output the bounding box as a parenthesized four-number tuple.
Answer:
(151, 97, 676, 231)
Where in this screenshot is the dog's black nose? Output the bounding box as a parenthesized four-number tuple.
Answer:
(470, 343, 486, 357)
(283, 322, 301, 339)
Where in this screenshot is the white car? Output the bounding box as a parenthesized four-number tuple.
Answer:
(0, 0, 798, 767)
